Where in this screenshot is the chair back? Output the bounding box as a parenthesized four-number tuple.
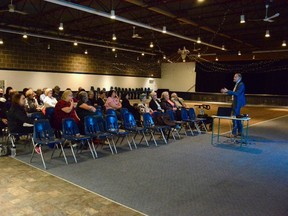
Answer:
(31, 112, 46, 120)
(45, 107, 55, 126)
(95, 109, 103, 117)
(84, 115, 99, 135)
(123, 112, 137, 129)
(105, 114, 119, 132)
(181, 108, 190, 121)
(188, 108, 197, 120)
(96, 106, 102, 111)
(33, 119, 54, 141)
(120, 108, 129, 120)
(106, 109, 117, 116)
(62, 118, 80, 137)
(143, 113, 155, 128)
(95, 115, 106, 132)
(166, 110, 176, 121)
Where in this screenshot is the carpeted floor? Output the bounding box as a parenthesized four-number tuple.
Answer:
(13, 112, 288, 216)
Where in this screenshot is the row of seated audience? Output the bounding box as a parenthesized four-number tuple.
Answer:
(0, 85, 188, 138)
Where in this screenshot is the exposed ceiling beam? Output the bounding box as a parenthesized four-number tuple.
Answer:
(43, 0, 226, 51)
(0, 28, 156, 55)
(124, 0, 255, 48)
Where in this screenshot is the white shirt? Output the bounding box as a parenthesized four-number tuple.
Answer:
(44, 96, 58, 108)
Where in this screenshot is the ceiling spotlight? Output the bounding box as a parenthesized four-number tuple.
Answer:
(47, 44, 50, 50)
(84, 49, 88, 55)
(163, 55, 166, 59)
(141, 52, 145, 56)
(0, 39, 3, 45)
(198, 0, 205, 2)
(110, 10, 116, 19)
(197, 37, 201, 44)
(252, 55, 255, 60)
(238, 51, 241, 56)
(115, 53, 117, 58)
(265, 30, 270, 38)
(240, 14, 245, 24)
(112, 48, 116, 52)
(162, 26, 167, 33)
(149, 42, 154, 48)
(282, 40, 286, 47)
(197, 53, 201, 57)
(73, 41, 78, 46)
(23, 33, 28, 39)
(221, 45, 225, 50)
(112, 33, 117, 41)
(58, 22, 64, 31)
(215, 57, 219, 61)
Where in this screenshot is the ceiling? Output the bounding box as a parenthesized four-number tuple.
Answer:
(0, 0, 287, 62)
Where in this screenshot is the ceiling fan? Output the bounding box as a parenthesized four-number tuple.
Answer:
(132, 26, 142, 39)
(249, 3, 279, 23)
(0, 0, 27, 15)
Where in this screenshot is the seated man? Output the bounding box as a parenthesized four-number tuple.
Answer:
(171, 93, 187, 109)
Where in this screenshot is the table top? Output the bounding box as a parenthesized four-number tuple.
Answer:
(211, 115, 251, 121)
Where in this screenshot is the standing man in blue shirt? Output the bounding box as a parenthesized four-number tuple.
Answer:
(221, 73, 246, 137)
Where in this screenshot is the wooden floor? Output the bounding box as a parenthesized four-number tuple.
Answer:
(1, 103, 287, 216)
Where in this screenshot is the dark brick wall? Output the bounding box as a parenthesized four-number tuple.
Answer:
(0, 37, 161, 77)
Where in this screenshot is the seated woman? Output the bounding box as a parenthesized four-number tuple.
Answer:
(149, 91, 164, 112)
(96, 90, 106, 111)
(121, 92, 140, 122)
(54, 90, 80, 131)
(7, 93, 34, 134)
(161, 91, 181, 120)
(138, 93, 153, 114)
(25, 89, 42, 113)
(76, 91, 96, 133)
(87, 90, 97, 107)
(105, 90, 122, 111)
(171, 92, 187, 109)
(43, 88, 58, 108)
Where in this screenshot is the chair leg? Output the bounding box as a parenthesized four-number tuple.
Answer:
(126, 136, 132, 150)
(187, 123, 194, 136)
(150, 131, 158, 147)
(131, 135, 137, 149)
(87, 140, 96, 159)
(106, 138, 114, 154)
(159, 129, 168, 144)
(90, 139, 98, 158)
(141, 131, 149, 146)
(111, 138, 118, 154)
(194, 122, 201, 134)
(38, 146, 47, 169)
(59, 144, 68, 165)
(70, 144, 78, 163)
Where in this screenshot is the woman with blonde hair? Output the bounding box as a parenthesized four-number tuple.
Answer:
(54, 90, 80, 130)
(43, 88, 58, 108)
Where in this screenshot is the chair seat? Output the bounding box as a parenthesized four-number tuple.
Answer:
(63, 135, 90, 141)
(33, 138, 64, 145)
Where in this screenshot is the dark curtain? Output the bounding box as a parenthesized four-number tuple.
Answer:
(195, 60, 288, 95)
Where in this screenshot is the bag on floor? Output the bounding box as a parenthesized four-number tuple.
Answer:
(0, 144, 9, 156)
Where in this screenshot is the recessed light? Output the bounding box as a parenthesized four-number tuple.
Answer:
(282, 40, 286, 47)
(162, 26, 167, 33)
(112, 34, 117, 41)
(23, 33, 28, 39)
(265, 30, 270, 38)
(84, 49, 88, 54)
(197, 37, 201, 44)
(149, 42, 154, 48)
(73, 41, 78, 46)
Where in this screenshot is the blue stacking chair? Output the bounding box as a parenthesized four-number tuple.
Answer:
(142, 113, 170, 146)
(45, 107, 55, 127)
(30, 112, 46, 120)
(105, 114, 136, 152)
(189, 108, 207, 133)
(30, 119, 68, 169)
(62, 118, 95, 163)
(95, 109, 103, 117)
(106, 109, 117, 116)
(124, 112, 148, 147)
(84, 115, 115, 155)
(180, 108, 195, 135)
(120, 108, 129, 121)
